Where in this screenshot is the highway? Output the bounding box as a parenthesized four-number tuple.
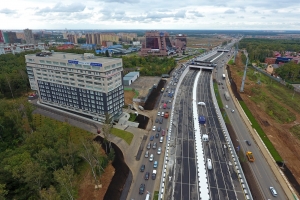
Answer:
(173, 70, 199, 200)
(196, 70, 244, 200)
(215, 50, 288, 199)
(128, 67, 185, 200)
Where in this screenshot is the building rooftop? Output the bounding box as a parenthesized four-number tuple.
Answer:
(123, 76, 134, 81)
(125, 72, 139, 77)
(26, 51, 121, 65)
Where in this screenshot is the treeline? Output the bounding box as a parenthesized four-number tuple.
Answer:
(122, 55, 176, 76)
(239, 38, 300, 62)
(0, 99, 111, 200)
(275, 62, 300, 83)
(0, 51, 39, 98)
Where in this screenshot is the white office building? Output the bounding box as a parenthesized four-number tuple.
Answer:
(25, 51, 124, 122)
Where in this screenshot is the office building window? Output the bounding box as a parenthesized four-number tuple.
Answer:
(40, 60, 45, 63)
(60, 62, 66, 66)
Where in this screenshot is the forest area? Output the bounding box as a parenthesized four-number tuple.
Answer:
(122, 55, 176, 76)
(239, 38, 300, 83)
(0, 51, 115, 199)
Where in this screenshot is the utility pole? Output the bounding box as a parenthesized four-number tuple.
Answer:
(240, 56, 249, 92)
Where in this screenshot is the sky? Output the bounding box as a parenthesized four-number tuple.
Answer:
(1, 0, 300, 30)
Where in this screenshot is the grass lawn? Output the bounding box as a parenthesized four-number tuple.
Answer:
(124, 87, 139, 98)
(239, 101, 282, 161)
(228, 59, 234, 65)
(213, 82, 230, 124)
(111, 128, 134, 145)
(128, 113, 137, 121)
(153, 191, 159, 200)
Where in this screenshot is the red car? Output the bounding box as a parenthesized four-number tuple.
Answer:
(162, 129, 165, 136)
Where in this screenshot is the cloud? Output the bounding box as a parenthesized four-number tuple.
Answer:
(0, 8, 16, 15)
(100, 0, 140, 3)
(189, 11, 204, 17)
(224, 9, 235, 14)
(37, 3, 86, 13)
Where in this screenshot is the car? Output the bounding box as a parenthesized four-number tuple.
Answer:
(269, 186, 277, 197)
(157, 112, 160, 116)
(149, 154, 154, 161)
(167, 105, 171, 109)
(140, 164, 145, 172)
(161, 100, 164, 103)
(145, 151, 149, 158)
(147, 143, 151, 149)
(161, 112, 164, 116)
(153, 142, 157, 149)
(155, 133, 159, 138)
(168, 99, 172, 103)
(159, 118, 163, 124)
(150, 135, 154, 141)
(246, 140, 251, 146)
(155, 118, 159, 123)
(162, 129, 165, 136)
(144, 172, 149, 180)
(231, 109, 235, 113)
(225, 105, 228, 109)
(157, 147, 162, 154)
(139, 184, 145, 194)
(153, 161, 158, 168)
(152, 126, 156, 131)
(160, 137, 163, 143)
(157, 126, 161, 132)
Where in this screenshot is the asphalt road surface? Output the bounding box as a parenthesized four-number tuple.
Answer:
(197, 70, 244, 200)
(215, 51, 287, 199)
(172, 70, 199, 200)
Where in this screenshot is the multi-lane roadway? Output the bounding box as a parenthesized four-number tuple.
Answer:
(215, 52, 287, 199)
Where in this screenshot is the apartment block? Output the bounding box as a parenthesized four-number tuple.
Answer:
(24, 28, 35, 44)
(25, 51, 124, 121)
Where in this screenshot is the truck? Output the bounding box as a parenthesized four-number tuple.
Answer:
(163, 103, 167, 109)
(246, 151, 255, 162)
(152, 170, 157, 180)
(164, 112, 169, 119)
(222, 74, 225, 79)
(138, 105, 144, 111)
(224, 91, 230, 101)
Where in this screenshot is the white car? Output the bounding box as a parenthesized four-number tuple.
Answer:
(225, 105, 228, 109)
(231, 109, 235, 113)
(157, 147, 162, 155)
(157, 112, 160, 116)
(161, 112, 164, 116)
(152, 126, 156, 131)
(149, 154, 154, 162)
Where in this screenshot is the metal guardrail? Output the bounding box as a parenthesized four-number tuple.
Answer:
(210, 76, 253, 200)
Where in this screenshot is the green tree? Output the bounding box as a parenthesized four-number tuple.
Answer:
(54, 165, 76, 200)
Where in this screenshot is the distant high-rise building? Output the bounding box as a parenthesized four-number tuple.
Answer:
(0, 30, 4, 43)
(4, 31, 20, 43)
(24, 28, 35, 44)
(85, 33, 119, 45)
(67, 34, 78, 44)
(174, 34, 187, 52)
(140, 31, 174, 56)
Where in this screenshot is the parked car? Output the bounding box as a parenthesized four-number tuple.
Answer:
(147, 143, 151, 149)
(140, 164, 145, 172)
(246, 140, 251, 146)
(157, 112, 160, 116)
(157, 147, 162, 155)
(145, 151, 149, 158)
(139, 184, 145, 194)
(153, 142, 157, 149)
(159, 118, 163, 124)
(161, 112, 165, 116)
(225, 105, 228, 109)
(153, 161, 158, 168)
(152, 126, 156, 131)
(162, 129, 165, 136)
(155, 118, 159, 123)
(144, 172, 149, 180)
(149, 154, 154, 162)
(155, 133, 159, 138)
(231, 109, 235, 113)
(161, 100, 164, 103)
(157, 127, 161, 132)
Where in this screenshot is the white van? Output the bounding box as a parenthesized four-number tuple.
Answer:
(198, 102, 206, 106)
(145, 192, 151, 200)
(207, 158, 212, 170)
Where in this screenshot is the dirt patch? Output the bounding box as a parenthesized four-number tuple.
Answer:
(187, 36, 228, 49)
(124, 90, 135, 105)
(228, 52, 300, 196)
(77, 162, 115, 200)
(136, 114, 149, 129)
